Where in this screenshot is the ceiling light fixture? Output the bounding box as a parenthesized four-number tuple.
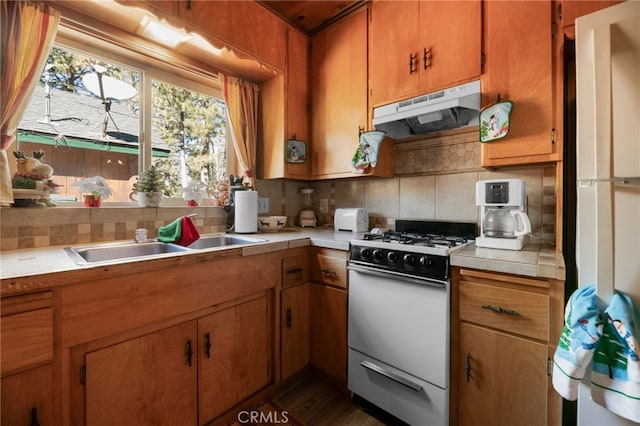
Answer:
(138, 15, 190, 49)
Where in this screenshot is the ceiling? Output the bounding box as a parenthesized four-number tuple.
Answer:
(258, 0, 366, 34)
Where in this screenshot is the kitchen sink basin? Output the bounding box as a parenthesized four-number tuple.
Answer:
(65, 241, 191, 265)
(185, 235, 266, 250)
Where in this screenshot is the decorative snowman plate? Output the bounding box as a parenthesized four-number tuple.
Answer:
(480, 99, 514, 143)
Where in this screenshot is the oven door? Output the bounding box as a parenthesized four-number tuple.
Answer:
(347, 264, 449, 389)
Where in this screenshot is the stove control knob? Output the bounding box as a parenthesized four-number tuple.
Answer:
(360, 248, 372, 259)
(373, 249, 384, 261)
(403, 254, 416, 265)
(387, 251, 399, 263)
(419, 256, 432, 267)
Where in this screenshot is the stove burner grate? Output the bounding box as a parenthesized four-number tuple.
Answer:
(362, 231, 468, 248)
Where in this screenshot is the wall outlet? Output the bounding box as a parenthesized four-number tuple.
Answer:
(258, 197, 269, 214)
(319, 198, 329, 213)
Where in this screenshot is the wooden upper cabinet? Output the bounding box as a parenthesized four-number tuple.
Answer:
(369, 0, 481, 107)
(178, 0, 286, 69)
(311, 7, 389, 179)
(259, 27, 309, 180)
(285, 28, 310, 179)
(481, 1, 558, 167)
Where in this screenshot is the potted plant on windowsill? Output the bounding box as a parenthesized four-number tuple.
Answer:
(72, 176, 113, 207)
(130, 165, 164, 207)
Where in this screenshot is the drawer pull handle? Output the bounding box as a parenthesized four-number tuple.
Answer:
(361, 360, 422, 392)
(320, 268, 337, 277)
(465, 353, 472, 383)
(287, 268, 302, 274)
(286, 308, 292, 329)
(481, 304, 520, 316)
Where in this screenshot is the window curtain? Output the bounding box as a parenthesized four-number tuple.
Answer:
(219, 74, 259, 190)
(0, 1, 60, 205)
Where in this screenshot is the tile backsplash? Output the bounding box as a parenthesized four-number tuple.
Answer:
(257, 128, 557, 247)
(1, 206, 227, 251)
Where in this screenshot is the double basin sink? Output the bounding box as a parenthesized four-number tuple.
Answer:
(64, 235, 266, 265)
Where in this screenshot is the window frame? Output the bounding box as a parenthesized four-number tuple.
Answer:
(47, 21, 234, 202)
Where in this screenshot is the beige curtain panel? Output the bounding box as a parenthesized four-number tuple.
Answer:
(219, 73, 260, 190)
(0, 0, 60, 205)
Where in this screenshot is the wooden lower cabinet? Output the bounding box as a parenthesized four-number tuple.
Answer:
(1, 292, 53, 426)
(458, 322, 549, 426)
(84, 296, 269, 426)
(309, 283, 347, 387)
(452, 267, 564, 426)
(281, 283, 310, 380)
(85, 321, 198, 426)
(1, 364, 53, 426)
(198, 296, 269, 423)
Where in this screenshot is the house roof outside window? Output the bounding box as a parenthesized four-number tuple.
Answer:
(18, 84, 169, 157)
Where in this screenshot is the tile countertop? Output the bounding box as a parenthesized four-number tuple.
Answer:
(451, 242, 566, 281)
(0, 227, 361, 283)
(1, 229, 564, 295)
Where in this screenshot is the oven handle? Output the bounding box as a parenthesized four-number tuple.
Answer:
(360, 360, 423, 392)
(348, 264, 446, 289)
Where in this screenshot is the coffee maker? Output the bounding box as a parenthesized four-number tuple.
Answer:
(476, 179, 531, 250)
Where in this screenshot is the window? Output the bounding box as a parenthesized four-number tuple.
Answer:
(17, 42, 227, 203)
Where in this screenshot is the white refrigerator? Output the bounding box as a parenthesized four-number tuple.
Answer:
(575, 1, 640, 425)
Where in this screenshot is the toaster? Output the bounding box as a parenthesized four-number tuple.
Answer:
(334, 208, 369, 232)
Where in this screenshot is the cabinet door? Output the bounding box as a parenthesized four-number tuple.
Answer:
(309, 284, 347, 387)
(1, 364, 53, 426)
(179, 0, 231, 42)
(198, 296, 269, 423)
(310, 7, 368, 178)
(179, 1, 285, 69)
(369, 1, 420, 106)
(458, 322, 548, 426)
(419, 1, 481, 92)
(85, 321, 197, 426)
(286, 27, 310, 179)
(481, 1, 555, 166)
(282, 283, 310, 380)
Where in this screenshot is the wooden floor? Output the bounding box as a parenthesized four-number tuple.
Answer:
(269, 374, 404, 426)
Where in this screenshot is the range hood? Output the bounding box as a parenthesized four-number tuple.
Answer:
(373, 80, 481, 140)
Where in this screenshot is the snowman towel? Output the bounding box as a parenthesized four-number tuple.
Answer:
(590, 292, 640, 423)
(553, 285, 604, 400)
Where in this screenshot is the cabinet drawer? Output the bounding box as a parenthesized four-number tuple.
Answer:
(459, 281, 549, 341)
(1, 307, 53, 375)
(282, 254, 308, 288)
(311, 249, 348, 289)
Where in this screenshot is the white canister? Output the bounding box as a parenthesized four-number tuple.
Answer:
(234, 190, 258, 233)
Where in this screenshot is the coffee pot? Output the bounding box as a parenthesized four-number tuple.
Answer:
(482, 207, 531, 238)
(476, 179, 530, 250)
